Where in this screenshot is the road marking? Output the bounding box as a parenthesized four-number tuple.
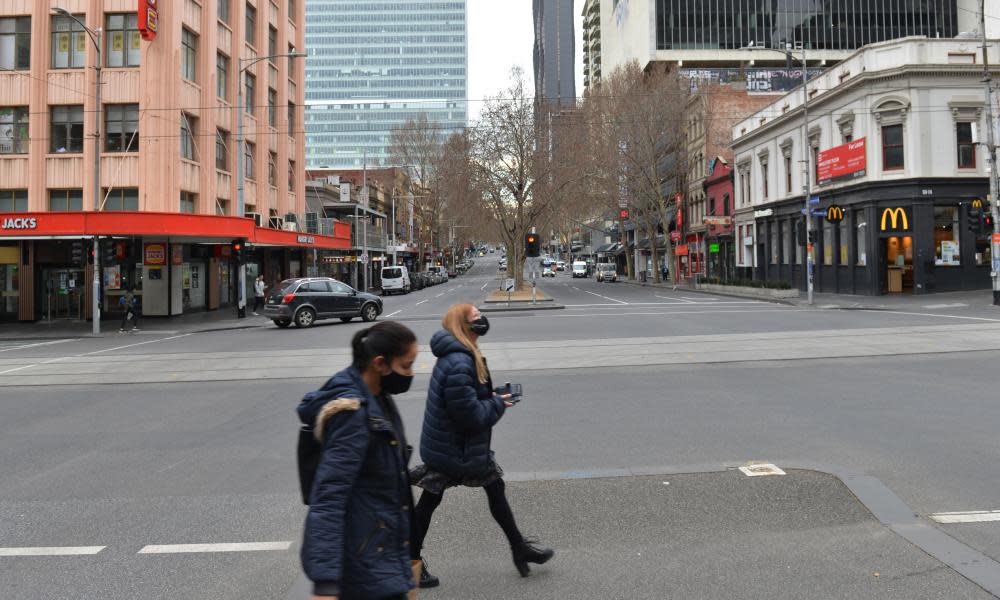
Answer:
(681, 296, 716, 301)
(865, 310, 1000, 323)
(541, 308, 794, 319)
(481, 282, 489, 291)
(562, 301, 764, 308)
(0, 333, 194, 376)
(584, 290, 627, 304)
(385, 310, 402, 318)
(0, 339, 78, 353)
(138, 542, 293, 554)
(415, 299, 429, 305)
(435, 293, 445, 298)
(0, 546, 106, 557)
(923, 303, 969, 309)
(656, 294, 696, 304)
(931, 511, 1000, 524)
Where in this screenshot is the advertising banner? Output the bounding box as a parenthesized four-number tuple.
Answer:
(144, 243, 166, 265)
(817, 138, 866, 186)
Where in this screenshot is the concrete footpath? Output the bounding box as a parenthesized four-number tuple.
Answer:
(287, 470, 995, 600)
(0, 309, 271, 340)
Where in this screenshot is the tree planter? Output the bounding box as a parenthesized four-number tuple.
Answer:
(695, 283, 800, 300)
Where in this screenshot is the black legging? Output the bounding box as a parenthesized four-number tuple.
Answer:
(411, 479, 523, 559)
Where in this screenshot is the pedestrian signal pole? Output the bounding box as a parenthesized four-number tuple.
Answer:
(980, 0, 1000, 305)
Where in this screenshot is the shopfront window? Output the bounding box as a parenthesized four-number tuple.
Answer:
(823, 220, 834, 266)
(839, 220, 849, 265)
(855, 216, 867, 266)
(795, 218, 803, 265)
(0, 255, 18, 318)
(770, 222, 779, 264)
(934, 206, 961, 266)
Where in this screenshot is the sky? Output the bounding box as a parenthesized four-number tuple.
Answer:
(466, 0, 585, 121)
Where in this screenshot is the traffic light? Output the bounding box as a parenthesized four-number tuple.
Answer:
(71, 240, 84, 265)
(967, 203, 984, 237)
(525, 232, 540, 258)
(103, 240, 117, 264)
(808, 230, 818, 244)
(231, 239, 244, 263)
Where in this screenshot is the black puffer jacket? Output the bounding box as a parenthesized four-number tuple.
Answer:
(419, 330, 506, 479)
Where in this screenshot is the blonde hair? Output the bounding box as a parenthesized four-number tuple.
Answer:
(442, 304, 489, 384)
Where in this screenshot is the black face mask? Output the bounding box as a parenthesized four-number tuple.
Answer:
(381, 369, 414, 395)
(469, 316, 490, 337)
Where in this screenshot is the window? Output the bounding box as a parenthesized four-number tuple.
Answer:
(268, 151, 276, 185)
(0, 190, 27, 212)
(268, 25, 277, 58)
(784, 154, 792, 195)
(957, 122, 976, 169)
(288, 101, 296, 133)
(0, 107, 29, 154)
(811, 145, 820, 185)
(795, 219, 804, 265)
(722, 193, 730, 217)
(245, 73, 256, 114)
(50, 105, 84, 153)
(881, 124, 904, 170)
(215, 129, 229, 171)
(288, 0, 296, 23)
(216, 199, 229, 215)
(51, 15, 86, 69)
(180, 114, 197, 161)
(244, 142, 255, 179)
(217, 53, 229, 100)
(331, 281, 354, 295)
(218, 0, 230, 24)
(49, 189, 83, 211)
(934, 206, 961, 266)
(288, 160, 295, 191)
(0, 17, 31, 70)
(770, 222, 779, 264)
(267, 87, 276, 126)
(103, 188, 138, 211)
(180, 191, 196, 213)
(105, 14, 140, 67)
(855, 216, 867, 266)
(783, 221, 791, 264)
(823, 220, 834, 266)
(708, 197, 715, 218)
(245, 3, 257, 47)
(181, 28, 197, 81)
(839, 220, 849, 265)
(104, 104, 139, 152)
(760, 160, 768, 200)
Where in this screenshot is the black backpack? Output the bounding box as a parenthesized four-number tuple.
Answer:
(297, 423, 320, 505)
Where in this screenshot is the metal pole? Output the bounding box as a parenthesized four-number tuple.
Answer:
(235, 61, 247, 318)
(981, 1, 1000, 305)
(92, 32, 102, 335)
(799, 46, 814, 306)
(362, 148, 368, 291)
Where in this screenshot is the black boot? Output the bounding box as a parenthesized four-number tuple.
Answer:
(511, 539, 554, 577)
(418, 558, 440, 589)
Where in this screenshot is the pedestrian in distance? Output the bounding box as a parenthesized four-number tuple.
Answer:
(298, 321, 421, 600)
(118, 288, 139, 333)
(252, 275, 266, 315)
(410, 303, 554, 588)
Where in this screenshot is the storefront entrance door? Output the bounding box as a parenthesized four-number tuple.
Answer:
(42, 268, 85, 320)
(882, 236, 914, 294)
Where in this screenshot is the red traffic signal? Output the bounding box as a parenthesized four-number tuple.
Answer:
(619, 209, 630, 219)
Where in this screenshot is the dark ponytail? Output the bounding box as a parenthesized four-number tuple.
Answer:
(351, 321, 417, 370)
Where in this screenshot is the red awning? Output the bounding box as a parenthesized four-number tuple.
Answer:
(0, 211, 351, 250)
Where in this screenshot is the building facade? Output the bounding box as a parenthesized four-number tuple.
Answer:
(533, 0, 576, 106)
(581, 0, 602, 91)
(732, 37, 997, 296)
(0, 0, 350, 323)
(304, 0, 469, 169)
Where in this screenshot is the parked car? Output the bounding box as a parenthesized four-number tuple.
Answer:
(542, 265, 557, 278)
(499, 258, 508, 271)
(380, 265, 411, 295)
(572, 261, 588, 278)
(447, 267, 458, 278)
(596, 263, 618, 283)
(265, 277, 382, 328)
(411, 272, 426, 291)
(556, 261, 566, 271)
(428, 265, 449, 282)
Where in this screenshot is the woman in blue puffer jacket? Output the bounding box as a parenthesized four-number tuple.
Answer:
(410, 303, 554, 588)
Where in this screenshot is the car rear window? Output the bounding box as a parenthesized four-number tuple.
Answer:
(275, 280, 298, 293)
(382, 268, 403, 279)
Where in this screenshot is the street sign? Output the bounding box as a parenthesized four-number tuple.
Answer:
(709, 243, 720, 253)
(619, 209, 630, 219)
(671, 231, 681, 242)
(812, 209, 827, 216)
(360, 253, 369, 264)
(993, 233, 1000, 243)
(809, 196, 821, 205)
(504, 278, 515, 292)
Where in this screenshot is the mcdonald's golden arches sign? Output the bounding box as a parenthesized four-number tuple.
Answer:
(826, 205, 845, 223)
(972, 199, 984, 209)
(880, 207, 910, 232)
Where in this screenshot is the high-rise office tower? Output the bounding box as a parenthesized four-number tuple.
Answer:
(304, 0, 469, 168)
(533, 0, 577, 107)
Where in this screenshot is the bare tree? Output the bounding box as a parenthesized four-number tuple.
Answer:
(388, 114, 446, 259)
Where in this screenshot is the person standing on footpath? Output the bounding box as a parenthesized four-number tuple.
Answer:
(252, 275, 266, 315)
(298, 321, 420, 600)
(118, 288, 139, 333)
(410, 303, 554, 588)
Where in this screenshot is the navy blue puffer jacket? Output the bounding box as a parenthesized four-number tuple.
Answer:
(419, 330, 506, 479)
(298, 366, 414, 599)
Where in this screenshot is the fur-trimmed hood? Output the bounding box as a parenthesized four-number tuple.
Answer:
(297, 366, 370, 440)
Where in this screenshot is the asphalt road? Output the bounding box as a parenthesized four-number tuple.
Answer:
(3, 260, 1000, 599)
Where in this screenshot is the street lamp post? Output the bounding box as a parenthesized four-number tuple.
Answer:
(742, 42, 813, 305)
(236, 52, 304, 316)
(54, 8, 102, 334)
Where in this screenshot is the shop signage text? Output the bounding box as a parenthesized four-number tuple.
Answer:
(753, 209, 773, 218)
(138, 0, 157, 41)
(1, 216, 37, 230)
(703, 216, 733, 226)
(297, 235, 316, 244)
(880, 207, 911, 232)
(144, 243, 166, 265)
(817, 138, 866, 186)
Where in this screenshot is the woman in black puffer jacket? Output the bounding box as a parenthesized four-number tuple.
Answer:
(410, 303, 554, 588)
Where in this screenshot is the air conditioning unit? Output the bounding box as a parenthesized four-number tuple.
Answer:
(245, 212, 263, 227)
(305, 212, 319, 234)
(282, 221, 299, 232)
(268, 216, 284, 229)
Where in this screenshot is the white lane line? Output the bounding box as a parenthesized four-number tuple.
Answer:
(385, 310, 402, 318)
(435, 293, 445, 298)
(584, 290, 627, 304)
(923, 303, 969, 309)
(931, 511, 1000, 524)
(0, 546, 106, 556)
(681, 296, 716, 301)
(0, 339, 78, 353)
(562, 301, 764, 308)
(543, 308, 797, 319)
(0, 333, 194, 377)
(138, 542, 293, 554)
(867, 311, 1000, 323)
(415, 299, 429, 306)
(656, 294, 696, 304)
(481, 282, 489, 291)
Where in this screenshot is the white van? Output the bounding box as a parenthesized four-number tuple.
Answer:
(572, 261, 588, 278)
(381, 265, 411, 295)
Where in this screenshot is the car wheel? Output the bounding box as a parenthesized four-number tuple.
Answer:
(361, 303, 379, 322)
(295, 308, 316, 328)
(340, 317, 353, 323)
(273, 319, 291, 328)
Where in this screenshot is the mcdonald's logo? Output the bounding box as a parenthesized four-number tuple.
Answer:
(826, 205, 845, 223)
(972, 199, 984, 209)
(880, 207, 910, 231)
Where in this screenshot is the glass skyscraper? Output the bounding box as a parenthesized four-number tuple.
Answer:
(304, 0, 469, 169)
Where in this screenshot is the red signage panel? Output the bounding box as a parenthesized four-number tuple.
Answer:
(817, 138, 866, 186)
(138, 0, 158, 41)
(144, 243, 166, 265)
